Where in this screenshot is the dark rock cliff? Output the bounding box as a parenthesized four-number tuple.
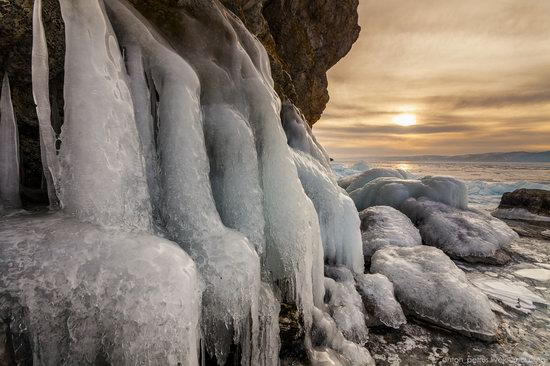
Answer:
(0, 0, 359, 192)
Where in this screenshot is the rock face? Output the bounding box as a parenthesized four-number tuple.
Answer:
(498, 189, 550, 217)
(0, 0, 360, 192)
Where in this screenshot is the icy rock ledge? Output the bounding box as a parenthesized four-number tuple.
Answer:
(0, 213, 202, 365)
(359, 205, 422, 265)
(402, 198, 518, 264)
(371, 246, 498, 341)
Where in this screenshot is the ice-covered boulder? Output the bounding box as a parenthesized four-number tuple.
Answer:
(402, 198, 518, 263)
(0, 213, 202, 365)
(324, 266, 369, 344)
(359, 206, 422, 264)
(338, 167, 412, 191)
(371, 246, 498, 341)
(349, 175, 468, 212)
(355, 273, 406, 329)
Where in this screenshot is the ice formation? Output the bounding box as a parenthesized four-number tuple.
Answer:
(402, 198, 518, 259)
(371, 246, 498, 341)
(349, 175, 468, 212)
(514, 268, 550, 282)
(57, 0, 152, 230)
(283, 103, 364, 274)
(32, 0, 59, 209)
(291, 150, 363, 273)
(338, 167, 412, 192)
(470, 275, 548, 314)
(0, 214, 202, 365)
(355, 273, 407, 329)
(492, 208, 550, 222)
(0, 0, 376, 363)
(310, 308, 375, 366)
(0, 75, 21, 209)
(359, 205, 422, 263)
(324, 266, 369, 344)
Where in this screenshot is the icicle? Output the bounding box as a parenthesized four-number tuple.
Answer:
(0, 74, 21, 209)
(57, 0, 151, 230)
(105, 2, 262, 364)
(284, 107, 364, 274)
(32, 0, 59, 209)
(124, 44, 160, 215)
(256, 283, 281, 366)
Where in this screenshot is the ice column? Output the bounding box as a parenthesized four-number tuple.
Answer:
(0, 74, 21, 209)
(57, 0, 151, 230)
(124, 44, 160, 214)
(104, 2, 262, 364)
(283, 105, 364, 273)
(32, 0, 59, 209)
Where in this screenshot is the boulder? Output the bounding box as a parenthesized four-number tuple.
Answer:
(498, 189, 550, 217)
(359, 205, 422, 264)
(371, 246, 498, 341)
(402, 198, 517, 264)
(355, 273, 406, 329)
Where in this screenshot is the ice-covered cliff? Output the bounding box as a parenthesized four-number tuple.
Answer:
(0, 0, 360, 194)
(0, 0, 370, 365)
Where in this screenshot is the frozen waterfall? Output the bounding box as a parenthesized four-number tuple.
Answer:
(0, 0, 371, 364)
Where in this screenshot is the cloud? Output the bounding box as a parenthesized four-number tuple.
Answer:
(315, 0, 550, 158)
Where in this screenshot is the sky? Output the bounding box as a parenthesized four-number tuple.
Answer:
(314, 0, 550, 159)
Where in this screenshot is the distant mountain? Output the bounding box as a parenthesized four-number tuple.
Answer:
(374, 151, 550, 163)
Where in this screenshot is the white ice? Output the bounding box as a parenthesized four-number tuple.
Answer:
(282, 101, 363, 274)
(57, 0, 152, 230)
(0, 74, 21, 209)
(0, 213, 202, 366)
(492, 208, 550, 222)
(514, 268, 550, 282)
(402, 198, 518, 259)
(324, 266, 369, 344)
(310, 308, 375, 366)
(349, 175, 468, 212)
(292, 150, 364, 273)
(371, 246, 498, 341)
(32, 0, 59, 208)
(3, 0, 376, 363)
(355, 273, 406, 329)
(469, 275, 548, 314)
(338, 167, 412, 192)
(359, 205, 421, 263)
(104, 2, 263, 362)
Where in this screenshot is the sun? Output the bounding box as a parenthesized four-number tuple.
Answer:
(393, 113, 417, 127)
